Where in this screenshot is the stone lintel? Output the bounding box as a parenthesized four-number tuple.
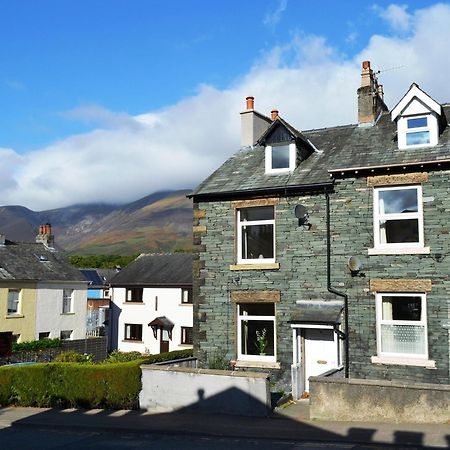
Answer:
(367, 172, 428, 187)
(369, 279, 432, 293)
(232, 198, 279, 209)
(231, 290, 280, 303)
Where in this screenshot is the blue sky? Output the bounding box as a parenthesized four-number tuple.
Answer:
(0, 1, 448, 209)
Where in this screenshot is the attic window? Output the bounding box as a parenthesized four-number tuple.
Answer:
(265, 143, 296, 174)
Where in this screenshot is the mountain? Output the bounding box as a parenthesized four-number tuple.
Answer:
(0, 190, 193, 255)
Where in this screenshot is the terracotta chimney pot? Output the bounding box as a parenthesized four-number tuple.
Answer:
(271, 109, 279, 121)
(246, 96, 254, 110)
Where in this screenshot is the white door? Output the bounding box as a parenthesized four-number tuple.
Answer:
(304, 329, 337, 392)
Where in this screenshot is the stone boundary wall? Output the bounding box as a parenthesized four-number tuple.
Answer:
(139, 365, 270, 416)
(310, 375, 450, 423)
(0, 337, 108, 365)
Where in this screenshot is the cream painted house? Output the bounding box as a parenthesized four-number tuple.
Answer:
(0, 227, 87, 343)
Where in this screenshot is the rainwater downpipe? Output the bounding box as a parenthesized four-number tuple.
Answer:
(326, 191, 349, 378)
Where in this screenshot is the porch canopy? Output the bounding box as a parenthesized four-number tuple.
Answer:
(289, 300, 343, 326)
(148, 316, 174, 339)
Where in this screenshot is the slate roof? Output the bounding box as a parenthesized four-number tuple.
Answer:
(0, 241, 86, 282)
(80, 269, 107, 287)
(191, 105, 450, 198)
(109, 253, 193, 286)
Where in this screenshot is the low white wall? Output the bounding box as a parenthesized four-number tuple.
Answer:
(140, 365, 271, 416)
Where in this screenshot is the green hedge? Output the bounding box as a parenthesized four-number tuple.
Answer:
(0, 360, 142, 409)
(0, 349, 195, 409)
(12, 338, 62, 353)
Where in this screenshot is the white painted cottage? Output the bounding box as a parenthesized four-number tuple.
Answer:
(109, 253, 193, 354)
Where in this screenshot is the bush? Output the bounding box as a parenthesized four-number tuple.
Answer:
(141, 348, 193, 364)
(0, 360, 142, 409)
(12, 338, 62, 353)
(54, 351, 93, 363)
(104, 350, 144, 363)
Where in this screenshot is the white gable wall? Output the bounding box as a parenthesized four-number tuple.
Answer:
(112, 286, 193, 354)
(35, 282, 87, 340)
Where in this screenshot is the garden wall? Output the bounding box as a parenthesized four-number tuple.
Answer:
(310, 375, 450, 423)
(140, 365, 270, 416)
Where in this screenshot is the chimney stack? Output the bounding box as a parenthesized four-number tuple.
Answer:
(271, 109, 279, 121)
(357, 61, 388, 126)
(0, 234, 5, 246)
(240, 96, 272, 147)
(36, 223, 54, 248)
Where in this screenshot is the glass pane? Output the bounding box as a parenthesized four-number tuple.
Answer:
(241, 224, 274, 259)
(271, 145, 290, 169)
(382, 296, 422, 321)
(380, 219, 419, 243)
(378, 189, 418, 214)
(240, 319, 274, 356)
(406, 131, 430, 146)
(239, 303, 275, 316)
(240, 206, 274, 221)
(407, 117, 427, 128)
(381, 324, 425, 355)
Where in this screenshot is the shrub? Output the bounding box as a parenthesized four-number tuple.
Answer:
(207, 349, 229, 370)
(54, 351, 93, 363)
(104, 350, 144, 363)
(12, 338, 62, 353)
(142, 349, 193, 365)
(0, 360, 142, 409)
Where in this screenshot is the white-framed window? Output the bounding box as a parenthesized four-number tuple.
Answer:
(237, 206, 275, 264)
(7, 289, 21, 315)
(375, 293, 428, 360)
(181, 326, 193, 345)
(405, 116, 430, 146)
(124, 323, 142, 341)
(237, 303, 276, 362)
(62, 289, 73, 314)
(373, 185, 424, 251)
(181, 288, 193, 304)
(265, 143, 296, 174)
(60, 330, 73, 340)
(396, 114, 439, 150)
(126, 288, 143, 303)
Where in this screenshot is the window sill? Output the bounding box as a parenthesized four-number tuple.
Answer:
(179, 303, 193, 306)
(122, 339, 143, 343)
(61, 312, 75, 316)
(371, 355, 436, 368)
(368, 246, 430, 256)
(235, 360, 280, 369)
(123, 302, 145, 305)
(5, 314, 24, 319)
(230, 263, 280, 271)
(179, 343, 193, 347)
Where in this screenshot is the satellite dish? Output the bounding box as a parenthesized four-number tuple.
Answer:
(348, 256, 362, 276)
(294, 205, 309, 226)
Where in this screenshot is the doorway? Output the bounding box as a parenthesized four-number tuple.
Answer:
(160, 329, 170, 353)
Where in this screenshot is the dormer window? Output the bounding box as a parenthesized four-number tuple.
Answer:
(391, 83, 443, 150)
(265, 142, 296, 174)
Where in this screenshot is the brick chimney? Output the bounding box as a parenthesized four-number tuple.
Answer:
(240, 96, 272, 147)
(36, 223, 54, 248)
(357, 61, 388, 126)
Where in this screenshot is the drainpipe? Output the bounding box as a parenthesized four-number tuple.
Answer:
(326, 192, 349, 378)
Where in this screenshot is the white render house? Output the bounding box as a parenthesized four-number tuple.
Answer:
(109, 253, 193, 354)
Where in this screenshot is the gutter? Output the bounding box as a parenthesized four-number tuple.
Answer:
(188, 181, 334, 200)
(326, 191, 349, 379)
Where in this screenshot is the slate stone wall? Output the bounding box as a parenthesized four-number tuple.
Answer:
(334, 173, 450, 384)
(192, 170, 450, 389)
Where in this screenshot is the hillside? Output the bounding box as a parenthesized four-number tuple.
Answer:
(0, 190, 193, 255)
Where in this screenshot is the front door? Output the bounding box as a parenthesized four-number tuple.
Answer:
(160, 329, 169, 353)
(304, 328, 337, 392)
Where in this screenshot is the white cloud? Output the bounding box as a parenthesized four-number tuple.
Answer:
(2, 3, 450, 210)
(375, 4, 411, 32)
(263, 0, 288, 29)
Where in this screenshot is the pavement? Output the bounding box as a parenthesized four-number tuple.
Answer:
(0, 400, 449, 449)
